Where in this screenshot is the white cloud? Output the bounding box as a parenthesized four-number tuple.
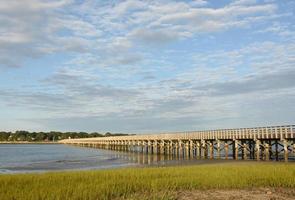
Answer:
(111, 0, 147, 16)
(230, 0, 257, 6)
(0, 0, 282, 67)
(0, 0, 98, 67)
(191, 0, 208, 7)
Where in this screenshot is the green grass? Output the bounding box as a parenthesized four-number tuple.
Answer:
(0, 163, 294, 200)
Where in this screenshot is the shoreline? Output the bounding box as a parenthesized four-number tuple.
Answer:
(0, 141, 60, 144)
(2, 159, 294, 175)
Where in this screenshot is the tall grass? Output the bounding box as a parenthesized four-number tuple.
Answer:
(0, 163, 294, 200)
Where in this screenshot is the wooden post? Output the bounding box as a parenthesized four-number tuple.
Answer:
(175, 141, 179, 157)
(225, 142, 229, 160)
(185, 141, 189, 158)
(283, 139, 288, 162)
(169, 140, 173, 155)
(264, 143, 270, 161)
(255, 140, 261, 161)
(136, 141, 139, 152)
(275, 140, 279, 161)
(209, 141, 213, 159)
(142, 141, 145, 153)
(179, 140, 183, 158)
(142, 141, 144, 153)
(147, 140, 151, 154)
(202, 140, 207, 159)
(243, 142, 248, 160)
(153, 140, 158, 154)
(217, 140, 221, 159)
(144, 141, 148, 154)
(196, 141, 200, 159)
(190, 140, 194, 158)
(160, 140, 165, 155)
(234, 140, 239, 160)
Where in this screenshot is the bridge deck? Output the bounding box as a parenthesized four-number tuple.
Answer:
(61, 125, 294, 142)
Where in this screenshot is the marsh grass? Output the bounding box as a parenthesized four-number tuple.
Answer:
(0, 163, 294, 200)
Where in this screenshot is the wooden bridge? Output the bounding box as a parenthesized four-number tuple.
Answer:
(60, 125, 295, 161)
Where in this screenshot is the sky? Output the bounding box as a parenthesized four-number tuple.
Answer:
(0, 0, 294, 133)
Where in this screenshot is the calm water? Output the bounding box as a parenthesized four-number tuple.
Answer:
(0, 144, 140, 174)
(0, 144, 261, 174)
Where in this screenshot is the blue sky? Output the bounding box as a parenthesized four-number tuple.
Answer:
(0, 0, 294, 133)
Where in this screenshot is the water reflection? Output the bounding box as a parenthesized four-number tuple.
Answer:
(88, 145, 295, 167)
(101, 150, 236, 167)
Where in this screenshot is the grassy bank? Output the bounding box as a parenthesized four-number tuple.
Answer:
(0, 163, 294, 200)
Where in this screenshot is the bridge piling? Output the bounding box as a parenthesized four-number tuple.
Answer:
(225, 142, 229, 160)
(283, 139, 288, 162)
(216, 140, 221, 159)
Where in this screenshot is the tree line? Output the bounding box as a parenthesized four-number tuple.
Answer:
(0, 131, 130, 142)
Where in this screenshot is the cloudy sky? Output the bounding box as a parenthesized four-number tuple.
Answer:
(0, 0, 294, 133)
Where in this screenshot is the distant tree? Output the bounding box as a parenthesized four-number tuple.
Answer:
(0, 130, 128, 142)
(15, 130, 29, 141)
(89, 132, 103, 137)
(0, 132, 10, 141)
(105, 132, 112, 137)
(35, 132, 46, 141)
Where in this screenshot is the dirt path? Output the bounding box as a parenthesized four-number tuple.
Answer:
(177, 188, 295, 200)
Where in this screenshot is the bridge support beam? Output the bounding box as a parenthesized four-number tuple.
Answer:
(255, 140, 261, 161)
(189, 140, 195, 158)
(185, 141, 189, 158)
(196, 141, 200, 159)
(234, 140, 240, 160)
(160, 140, 165, 155)
(225, 142, 229, 160)
(216, 140, 221, 159)
(264, 142, 270, 161)
(283, 139, 288, 162)
(209, 141, 214, 159)
(243, 142, 248, 160)
(201, 140, 206, 159)
(147, 141, 152, 154)
(178, 140, 183, 158)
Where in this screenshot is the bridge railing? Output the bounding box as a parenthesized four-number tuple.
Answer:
(60, 125, 295, 143)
